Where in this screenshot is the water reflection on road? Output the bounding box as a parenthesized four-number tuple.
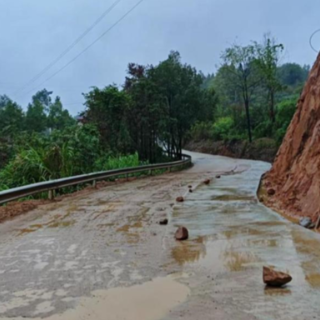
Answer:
(171, 156, 320, 319)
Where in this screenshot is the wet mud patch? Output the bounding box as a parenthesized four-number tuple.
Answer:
(90, 202, 122, 220)
(304, 272, 320, 288)
(17, 228, 39, 236)
(171, 240, 206, 266)
(247, 238, 278, 248)
(252, 220, 287, 227)
(0, 200, 53, 223)
(97, 223, 115, 229)
(16, 208, 80, 235)
(223, 250, 261, 272)
(291, 229, 320, 257)
(1, 276, 189, 320)
(264, 287, 292, 296)
(211, 194, 257, 202)
(291, 230, 320, 288)
(116, 221, 144, 245)
(116, 221, 143, 232)
(48, 220, 76, 228)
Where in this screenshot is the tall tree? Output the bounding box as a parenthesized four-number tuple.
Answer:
(32, 89, 53, 111)
(25, 89, 54, 133)
(222, 44, 260, 142)
(84, 52, 216, 162)
(151, 51, 216, 157)
(25, 101, 47, 133)
(0, 96, 25, 168)
(254, 36, 284, 123)
(47, 97, 75, 130)
(125, 63, 164, 162)
(0, 95, 25, 136)
(213, 64, 243, 123)
(84, 85, 131, 154)
(277, 63, 310, 87)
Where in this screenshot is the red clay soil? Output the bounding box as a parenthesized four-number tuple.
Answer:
(0, 200, 50, 223)
(262, 53, 320, 222)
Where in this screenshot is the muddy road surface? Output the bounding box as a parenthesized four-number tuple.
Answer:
(0, 151, 320, 320)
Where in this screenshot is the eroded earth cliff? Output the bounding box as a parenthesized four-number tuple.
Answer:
(262, 53, 320, 221)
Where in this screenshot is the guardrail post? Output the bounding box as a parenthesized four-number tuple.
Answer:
(92, 180, 97, 188)
(48, 190, 55, 200)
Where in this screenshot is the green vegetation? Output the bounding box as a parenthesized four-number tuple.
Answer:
(0, 36, 309, 193)
(84, 52, 216, 162)
(192, 35, 308, 146)
(0, 52, 215, 193)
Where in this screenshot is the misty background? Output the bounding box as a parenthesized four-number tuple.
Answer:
(0, 0, 319, 115)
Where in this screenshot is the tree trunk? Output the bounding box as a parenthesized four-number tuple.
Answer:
(178, 132, 182, 160)
(244, 99, 252, 143)
(270, 90, 275, 123)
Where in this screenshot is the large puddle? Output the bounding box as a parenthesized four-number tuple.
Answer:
(0, 275, 190, 320)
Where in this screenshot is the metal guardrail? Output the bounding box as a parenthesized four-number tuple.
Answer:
(0, 154, 192, 205)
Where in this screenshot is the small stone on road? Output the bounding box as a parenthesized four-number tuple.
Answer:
(175, 227, 189, 241)
(263, 266, 292, 287)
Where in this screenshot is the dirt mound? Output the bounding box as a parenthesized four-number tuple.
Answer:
(262, 53, 320, 221)
(0, 200, 50, 222)
(185, 138, 278, 163)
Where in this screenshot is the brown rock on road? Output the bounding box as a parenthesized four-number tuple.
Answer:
(263, 266, 292, 287)
(175, 226, 189, 241)
(159, 218, 168, 225)
(176, 196, 184, 202)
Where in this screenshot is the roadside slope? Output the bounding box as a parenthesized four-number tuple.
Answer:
(262, 53, 320, 221)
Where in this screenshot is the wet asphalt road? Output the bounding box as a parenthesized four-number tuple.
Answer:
(0, 151, 320, 320)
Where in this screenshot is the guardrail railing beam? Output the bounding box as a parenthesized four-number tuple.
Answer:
(0, 154, 192, 205)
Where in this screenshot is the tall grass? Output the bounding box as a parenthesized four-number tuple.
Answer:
(0, 147, 50, 191)
(0, 125, 149, 195)
(95, 153, 140, 171)
(0, 149, 142, 193)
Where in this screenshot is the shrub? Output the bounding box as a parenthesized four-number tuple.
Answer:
(275, 97, 297, 144)
(0, 147, 51, 190)
(189, 122, 214, 141)
(0, 124, 141, 191)
(212, 117, 234, 140)
(94, 153, 140, 171)
(253, 120, 273, 139)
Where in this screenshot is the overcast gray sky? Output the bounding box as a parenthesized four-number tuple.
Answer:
(0, 0, 319, 115)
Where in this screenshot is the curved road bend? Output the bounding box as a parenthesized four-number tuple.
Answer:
(0, 151, 319, 320)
